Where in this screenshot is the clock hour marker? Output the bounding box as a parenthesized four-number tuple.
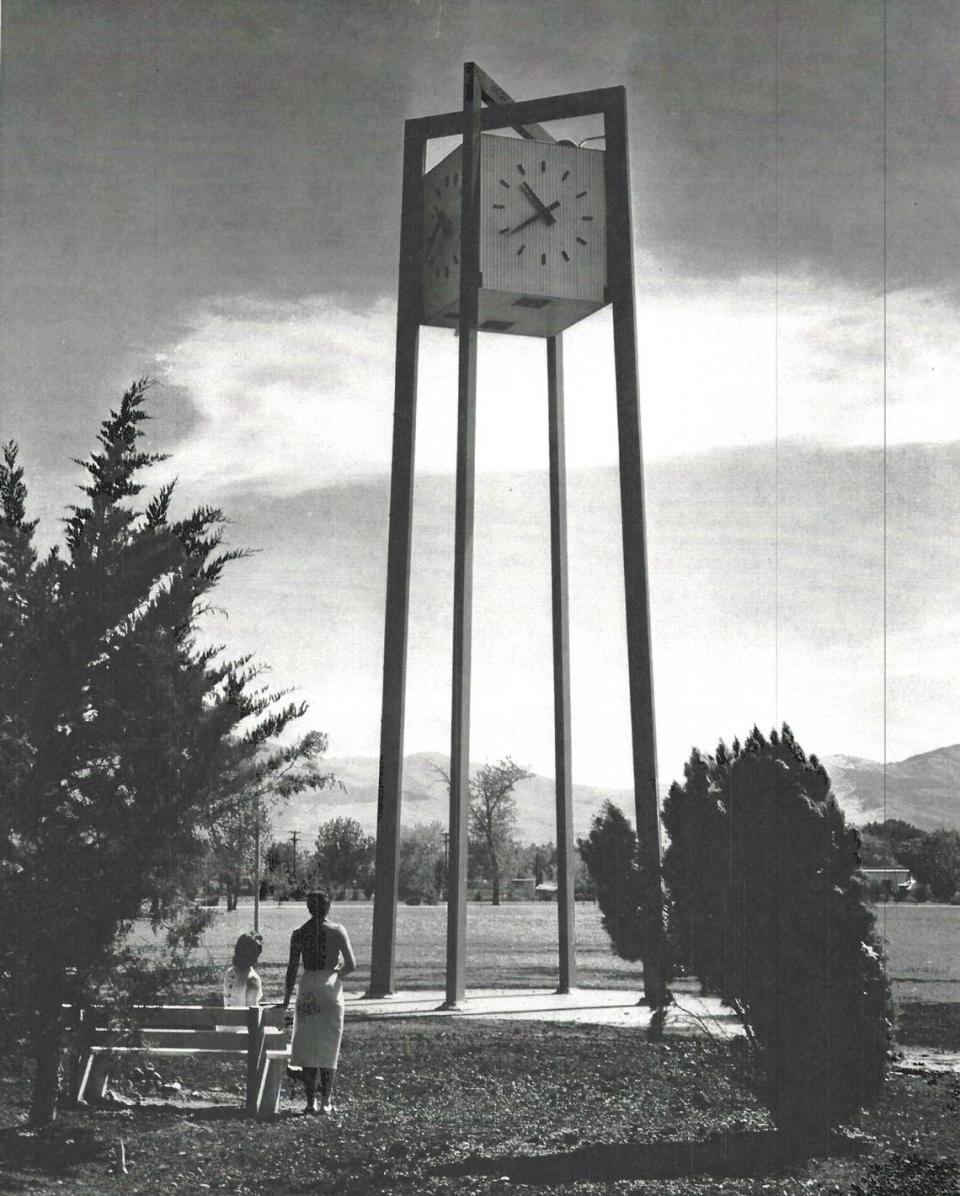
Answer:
(500, 178, 510, 188)
(516, 163, 526, 175)
(561, 250, 570, 261)
(493, 203, 505, 209)
(581, 215, 594, 221)
(516, 244, 525, 256)
(561, 169, 570, 181)
(576, 236, 587, 245)
(576, 190, 587, 198)
(540, 252, 546, 265)
(541, 160, 546, 172)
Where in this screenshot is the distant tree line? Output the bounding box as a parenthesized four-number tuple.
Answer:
(859, 818, 960, 902)
(257, 809, 591, 907)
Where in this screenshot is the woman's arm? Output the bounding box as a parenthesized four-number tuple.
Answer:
(337, 927, 357, 978)
(283, 930, 301, 1006)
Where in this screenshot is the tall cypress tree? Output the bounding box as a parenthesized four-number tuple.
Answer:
(0, 382, 331, 1124)
(662, 725, 890, 1138)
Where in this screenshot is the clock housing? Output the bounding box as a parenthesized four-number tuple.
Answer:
(421, 134, 606, 338)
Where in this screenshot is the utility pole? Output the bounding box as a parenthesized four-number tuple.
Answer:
(253, 802, 261, 933)
(289, 830, 300, 880)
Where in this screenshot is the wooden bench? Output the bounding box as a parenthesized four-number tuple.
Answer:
(73, 1005, 290, 1120)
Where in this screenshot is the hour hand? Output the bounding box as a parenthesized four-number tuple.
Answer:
(508, 200, 560, 235)
(520, 181, 557, 226)
(424, 213, 443, 257)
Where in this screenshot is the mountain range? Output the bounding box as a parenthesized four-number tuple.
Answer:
(273, 744, 960, 846)
(821, 744, 960, 831)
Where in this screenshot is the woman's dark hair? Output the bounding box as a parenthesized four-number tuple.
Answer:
(232, 932, 263, 970)
(306, 889, 331, 919)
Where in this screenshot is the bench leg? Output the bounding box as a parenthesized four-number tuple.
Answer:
(257, 1056, 286, 1121)
(77, 1052, 111, 1103)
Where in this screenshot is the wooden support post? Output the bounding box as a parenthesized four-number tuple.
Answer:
(547, 334, 577, 993)
(245, 1005, 265, 1117)
(443, 62, 483, 1010)
(602, 88, 666, 1008)
(368, 120, 426, 998)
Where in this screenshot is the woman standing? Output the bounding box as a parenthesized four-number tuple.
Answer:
(282, 889, 356, 1114)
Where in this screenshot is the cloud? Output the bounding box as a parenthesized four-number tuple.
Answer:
(157, 278, 959, 498)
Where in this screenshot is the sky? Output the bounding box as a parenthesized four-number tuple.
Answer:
(1, 0, 958, 794)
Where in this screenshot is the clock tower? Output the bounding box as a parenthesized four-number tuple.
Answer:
(369, 64, 666, 1015)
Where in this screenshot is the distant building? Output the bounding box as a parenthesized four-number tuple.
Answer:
(861, 867, 912, 901)
(509, 877, 536, 900)
(508, 877, 559, 901)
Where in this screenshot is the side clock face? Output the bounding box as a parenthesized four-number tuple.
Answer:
(423, 167, 461, 289)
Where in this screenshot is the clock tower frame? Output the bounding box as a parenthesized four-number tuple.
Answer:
(367, 63, 666, 1010)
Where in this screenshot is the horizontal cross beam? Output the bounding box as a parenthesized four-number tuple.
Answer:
(407, 85, 622, 142)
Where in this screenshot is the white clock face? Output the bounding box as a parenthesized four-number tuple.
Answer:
(488, 155, 599, 270)
(479, 137, 606, 304)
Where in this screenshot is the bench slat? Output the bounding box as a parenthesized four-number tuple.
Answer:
(87, 1046, 257, 1060)
(83, 1006, 251, 1029)
(86, 1029, 287, 1051)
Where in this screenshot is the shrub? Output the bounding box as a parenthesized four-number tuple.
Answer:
(577, 802, 670, 977)
(661, 725, 891, 1138)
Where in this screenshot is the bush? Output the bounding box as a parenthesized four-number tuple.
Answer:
(577, 803, 647, 962)
(661, 725, 891, 1138)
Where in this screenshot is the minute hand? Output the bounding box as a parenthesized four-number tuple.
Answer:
(520, 181, 558, 226)
(510, 200, 560, 234)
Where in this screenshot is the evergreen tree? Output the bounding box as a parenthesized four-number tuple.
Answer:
(577, 802, 647, 961)
(662, 724, 890, 1138)
(0, 382, 331, 1124)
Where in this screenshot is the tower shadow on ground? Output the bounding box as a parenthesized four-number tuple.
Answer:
(431, 1128, 868, 1184)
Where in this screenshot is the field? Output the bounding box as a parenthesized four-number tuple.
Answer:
(133, 899, 960, 1005)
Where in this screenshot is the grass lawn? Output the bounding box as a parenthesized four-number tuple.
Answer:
(131, 899, 960, 1003)
(1, 903, 958, 1194)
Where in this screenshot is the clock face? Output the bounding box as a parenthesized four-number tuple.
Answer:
(422, 164, 461, 317)
(478, 137, 606, 305)
(488, 155, 600, 271)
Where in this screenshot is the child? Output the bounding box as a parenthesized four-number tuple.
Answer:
(222, 932, 264, 1008)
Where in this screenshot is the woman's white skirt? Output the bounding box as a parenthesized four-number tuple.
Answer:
(290, 969, 345, 1070)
